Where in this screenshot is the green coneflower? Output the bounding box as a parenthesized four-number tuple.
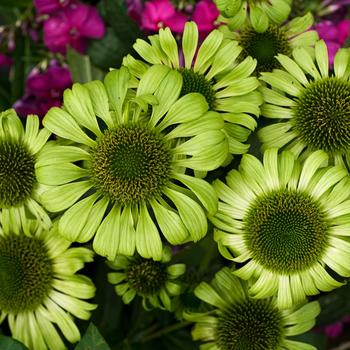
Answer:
(215, 0, 291, 32)
(0, 218, 96, 350)
(184, 267, 320, 350)
(37, 66, 228, 261)
(211, 148, 350, 309)
(0, 109, 51, 231)
(123, 21, 262, 156)
(108, 246, 185, 311)
(258, 42, 350, 166)
(221, 12, 318, 73)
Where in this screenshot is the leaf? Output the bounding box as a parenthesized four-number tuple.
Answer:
(67, 48, 106, 83)
(75, 323, 111, 350)
(0, 336, 28, 350)
(0, 0, 31, 7)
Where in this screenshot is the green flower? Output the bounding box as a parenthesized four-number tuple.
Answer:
(107, 247, 185, 311)
(258, 42, 350, 165)
(37, 66, 228, 261)
(221, 12, 318, 73)
(211, 148, 350, 309)
(0, 109, 51, 230)
(0, 218, 96, 350)
(123, 22, 262, 157)
(215, 0, 291, 31)
(184, 267, 320, 350)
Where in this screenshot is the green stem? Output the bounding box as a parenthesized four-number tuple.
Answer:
(140, 321, 192, 343)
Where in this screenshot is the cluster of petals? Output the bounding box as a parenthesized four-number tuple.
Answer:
(14, 61, 72, 118)
(128, 0, 219, 37)
(35, 0, 105, 54)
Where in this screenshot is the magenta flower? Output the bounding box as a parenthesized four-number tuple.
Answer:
(34, 0, 72, 14)
(322, 315, 350, 339)
(125, 0, 143, 25)
(43, 3, 105, 54)
(192, 0, 219, 37)
(141, 0, 187, 33)
(14, 61, 72, 118)
(315, 19, 350, 65)
(0, 53, 12, 67)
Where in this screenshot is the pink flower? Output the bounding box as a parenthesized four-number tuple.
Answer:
(141, 0, 187, 33)
(314, 19, 350, 65)
(192, 0, 219, 37)
(34, 0, 72, 14)
(43, 3, 105, 54)
(324, 322, 343, 338)
(125, 0, 144, 25)
(0, 53, 12, 67)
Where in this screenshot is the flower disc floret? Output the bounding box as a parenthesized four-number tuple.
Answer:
(0, 141, 36, 208)
(0, 235, 53, 313)
(90, 126, 171, 205)
(211, 148, 350, 309)
(184, 267, 320, 350)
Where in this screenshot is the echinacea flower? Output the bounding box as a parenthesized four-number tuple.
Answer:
(0, 109, 51, 230)
(215, 0, 291, 32)
(43, 3, 105, 54)
(184, 267, 320, 349)
(0, 218, 96, 350)
(221, 12, 318, 73)
(124, 21, 262, 157)
(211, 148, 350, 309)
(108, 246, 185, 310)
(258, 41, 350, 165)
(37, 66, 228, 261)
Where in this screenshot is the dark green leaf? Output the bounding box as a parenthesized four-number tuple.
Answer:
(0, 0, 31, 8)
(75, 323, 111, 350)
(0, 335, 28, 350)
(291, 331, 327, 350)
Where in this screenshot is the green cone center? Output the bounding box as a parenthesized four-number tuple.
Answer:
(0, 234, 53, 313)
(179, 68, 216, 109)
(216, 299, 283, 350)
(0, 141, 36, 208)
(90, 125, 172, 205)
(293, 77, 350, 153)
(127, 258, 167, 295)
(239, 26, 291, 72)
(244, 189, 329, 273)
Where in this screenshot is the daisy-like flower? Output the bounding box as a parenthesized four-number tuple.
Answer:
(123, 21, 262, 156)
(0, 109, 51, 231)
(184, 267, 320, 350)
(258, 41, 350, 165)
(215, 0, 291, 32)
(0, 217, 96, 350)
(221, 12, 318, 73)
(37, 66, 228, 261)
(211, 148, 350, 309)
(107, 246, 185, 311)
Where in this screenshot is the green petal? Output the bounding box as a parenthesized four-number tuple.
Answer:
(137, 64, 171, 96)
(215, 77, 260, 98)
(93, 204, 121, 260)
(334, 48, 350, 79)
(163, 187, 207, 242)
(293, 47, 321, 80)
(250, 5, 269, 33)
(240, 154, 266, 195)
(118, 206, 136, 256)
(150, 198, 189, 244)
(277, 275, 293, 309)
(290, 30, 318, 47)
(261, 104, 292, 119)
(278, 150, 296, 187)
(85, 80, 115, 129)
(159, 27, 179, 68)
(315, 40, 329, 78)
(260, 86, 295, 107)
(40, 181, 93, 212)
(43, 107, 95, 147)
(36, 163, 88, 185)
(182, 21, 199, 69)
(263, 148, 280, 191)
(249, 270, 278, 299)
(283, 301, 320, 325)
(122, 54, 149, 79)
(133, 38, 163, 65)
(58, 193, 98, 241)
(284, 12, 314, 37)
(258, 123, 295, 149)
(259, 72, 301, 97)
(173, 173, 218, 215)
(194, 29, 223, 74)
(24, 115, 51, 155)
(276, 54, 308, 86)
(0, 109, 24, 141)
(194, 281, 228, 309)
(264, 0, 291, 24)
(63, 83, 102, 136)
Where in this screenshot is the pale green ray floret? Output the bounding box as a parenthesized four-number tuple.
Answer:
(0, 218, 96, 350)
(184, 267, 320, 350)
(258, 41, 350, 164)
(214, 0, 292, 31)
(108, 246, 185, 311)
(123, 21, 262, 156)
(211, 148, 350, 309)
(222, 12, 318, 73)
(37, 65, 229, 261)
(0, 109, 51, 230)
